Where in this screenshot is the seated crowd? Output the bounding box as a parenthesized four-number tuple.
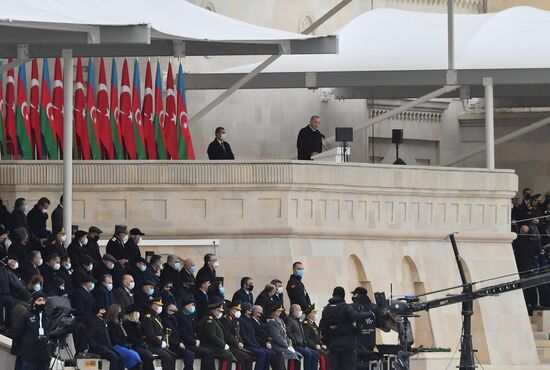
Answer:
(0, 195, 332, 370)
(511, 189, 550, 314)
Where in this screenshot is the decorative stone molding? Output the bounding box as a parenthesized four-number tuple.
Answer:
(384, 0, 485, 12)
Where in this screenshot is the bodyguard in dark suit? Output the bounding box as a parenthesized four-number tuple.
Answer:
(232, 276, 254, 306)
(207, 127, 235, 160)
(51, 195, 63, 236)
(286, 262, 311, 310)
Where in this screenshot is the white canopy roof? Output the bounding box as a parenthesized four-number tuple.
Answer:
(187, 6, 550, 100)
(0, 0, 337, 57)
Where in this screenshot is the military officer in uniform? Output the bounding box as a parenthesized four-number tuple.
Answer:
(106, 225, 130, 265)
(198, 299, 236, 366)
(141, 298, 176, 370)
(220, 301, 256, 370)
(302, 304, 328, 370)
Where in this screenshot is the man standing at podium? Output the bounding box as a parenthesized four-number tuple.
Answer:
(297, 115, 323, 160)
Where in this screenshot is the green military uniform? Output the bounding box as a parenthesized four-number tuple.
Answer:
(198, 314, 236, 362)
(303, 305, 328, 370)
(142, 306, 176, 370)
(220, 314, 255, 369)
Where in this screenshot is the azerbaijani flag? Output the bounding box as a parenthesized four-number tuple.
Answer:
(154, 60, 167, 159)
(40, 59, 59, 160)
(86, 58, 101, 160)
(131, 59, 146, 159)
(0, 61, 6, 157)
(119, 58, 137, 159)
(97, 58, 114, 159)
(15, 64, 33, 159)
(109, 58, 123, 159)
(74, 58, 91, 160)
(177, 63, 195, 159)
(142, 60, 157, 159)
(52, 58, 64, 153)
(5, 60, 17, 158)
(164, 61, 178, 159)
(30, 59, 42, 159)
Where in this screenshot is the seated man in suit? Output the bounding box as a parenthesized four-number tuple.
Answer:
(207, 127, 235, 160)
(114, 274, 135, 313)
(232, 276, 254, 306)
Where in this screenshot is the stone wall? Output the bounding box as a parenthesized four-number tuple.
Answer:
(0, 160, 537, 366)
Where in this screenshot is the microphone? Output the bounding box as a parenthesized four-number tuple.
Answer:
(320, 133, 332, 151)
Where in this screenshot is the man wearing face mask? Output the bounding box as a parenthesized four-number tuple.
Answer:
(178, 296, 216, 370)
(220, 301, 256, 370)
(135, 281, 157, 314)
(233, 277, 254, 306)
(58, 256, 74, 295)
(287, 304, 320, 370)
(114, 274, 135, 313)
(93, 274, 116, 311)
(95, 253, 126, 289)
(239, 302, 272, 370)
(207, 126, 235, 160)
(148, 255, 162, 288)
(9, 198, 29, 233)
(126, 228, 144, 266)
(87, 306, 125, 370)
(286, 262, 311, 310)
(302, 304, 328, 370)
(197, 253, 223, 297)
(271, 279, 286, 309)
(180, 258, 196, 296)
(40, 253, 62, 296)
(71, 275, 97, 352)
(26, 197, 51, 239)
(0, 257, 31, 327)
(51, 195, 64, 237)
(85, 226, 103, 266)
(67, 230, 88, 269)
(161, 255, 186, 305)
(142, 298, 176, 370)
(8, 227, 30, 266)
(45, 228, 67, 261)
(130, 257, 149, 289)
(72, 255, 95, 289)
(161, 303, 195, 370)
(21, 250, 43, 285)
(198, 299, 236, 364)
(11, 291, 51, 370)
(106, 225, 130, 266)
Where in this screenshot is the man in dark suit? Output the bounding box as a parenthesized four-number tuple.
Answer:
(9, 198, 29, 233)
(85, 226, 103, 265)
(114, 274, 135, 313)
(67, 230, 88, 268)
(232, 276, 254, 306)
(26, 197, 50, 238)
(239, 302, 272, 370)
(87, 306, 124, 370)
(193, 277, 211, 321)
(126, 228, 144, 265)
(71, 274, 97, 352)
(180, 258, 196, 297)
(51, 195, 64, 237)
(297, 115, 323, 160)
(92, 274, 116, 310)
(286, 261, 311, 310)
(106, 225, 129, 265)
(207, 127, 235, 160)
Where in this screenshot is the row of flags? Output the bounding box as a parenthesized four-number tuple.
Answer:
(0, 57, 195, 160)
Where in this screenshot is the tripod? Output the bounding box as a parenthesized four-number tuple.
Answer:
(49, 336, 80, 370)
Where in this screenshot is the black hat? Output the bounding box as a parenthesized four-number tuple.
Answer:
(115, 225, 128, 235)
(102, 254, 117, 264)
(229, 301, 242, 311)
(74, 230, 88, 239)
(196, 276, 210, 285)
(332, 286, 345, 299)
(130, 228, 145, 236)
(136, 257, 148, 264)
(31, 290, 46, 304)
(351, 287, 369, 296)
(208, 299, 225, 311)
(12, 227, 28, 241)
(241, 302, 253, 311)
(89, 226, 103, 234)
(181, 295, 196, 306)
(304, 304, 318, 316)
(142, 280, 156, 287)
(267, 302, 284, 315)
(80, 274, 96, 284)
(126, 304, 140, 315)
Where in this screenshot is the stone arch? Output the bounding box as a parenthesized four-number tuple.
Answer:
(401, 256, 435, 347)
(459, 257, 490, 363)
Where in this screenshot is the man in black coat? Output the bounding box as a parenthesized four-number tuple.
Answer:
(177, 296, 216, 370)
(286, 261, 311, 310)
(85, 226, 103, 266)
(9, 198, 29, 233)
(142, 298, 176, 370)
(106, 225, 130, 264)
(51, 195, 63, 237)
(67, 230, 89, 269)
(297, 115, 323, 160)
(232, 276, 254, 306)
(193, 277, 211, 321)
(134, 281, 157, 314)
(114, 274, 135, 314)
(161, 303, 195, 370)
(196, 253, 223, 298)
(180, 258, 196, 297)
(71, 275, 97, 352)
(92, 274, 116, 310)
(515, 225, 540, 313)
(40, 253, 62, 296)
(126, 228, 144, 266)
(160, 255, 185, 304)
(239, 302, 272, 370)
(8, 227, 30, 266)
(87, 307, 124, 370)
(93, 254, 127, 289)
(26, 197, 50, 239)
(207, 127, 235, 160)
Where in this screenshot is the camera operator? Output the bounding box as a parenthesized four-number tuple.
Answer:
(319, 287, 371, 370)
(351, 287, 382, 369)
(11, 291, 51, 370)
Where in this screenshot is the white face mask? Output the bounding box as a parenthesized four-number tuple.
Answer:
(23, 205, 28, 214)
(234, 311, 241, 319)
(215, 312, 223, 319)
(128, 282, 135, 290)
(41, 208, 48, 214)
(277, 287, 283, 294)
(86, 264, 93, 272)
(213, 261, 220, 269)
(60, 235, 67, 243)
(37, 259, 43, 266)
(10, 261, 19, 270)
(297, 311, 303, 318)
(4, 238, 11, 248)
(122, 235, 129, 243)
(82, 238, 88, 245)
(220, 133, 227, 141)
(156, 306, 163, 315)
(63, 263, 71, 270)
(53, 263, 61, 271)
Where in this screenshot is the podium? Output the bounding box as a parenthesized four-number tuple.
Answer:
(311, 147, 350, 162)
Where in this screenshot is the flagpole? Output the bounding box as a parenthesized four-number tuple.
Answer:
(62, 49, 73, 247)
